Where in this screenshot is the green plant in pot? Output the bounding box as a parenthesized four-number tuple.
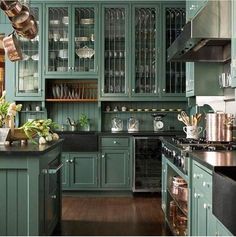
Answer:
(79, 114, 90, 131)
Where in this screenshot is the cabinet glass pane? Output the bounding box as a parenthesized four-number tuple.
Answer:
(18, 7, 39, 94)
(134, 8, 157, 94)
(48, 7, 69, 73)
(74, 7, 95, 72)
(165, 7, 186, 94)
(104, 8, 126, 94)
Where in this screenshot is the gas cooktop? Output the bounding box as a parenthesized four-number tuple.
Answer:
(171, 137, 236, 152)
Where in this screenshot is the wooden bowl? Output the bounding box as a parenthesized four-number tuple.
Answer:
(8, 128, 37, 141)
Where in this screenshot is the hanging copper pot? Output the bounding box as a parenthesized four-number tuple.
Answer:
(11, 5, 33, 30)
(3, 31, 23, 62)
(15, 18, 38, 39)
(0, 0, 22, 18)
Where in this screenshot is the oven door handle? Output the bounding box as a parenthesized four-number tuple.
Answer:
(48, 163, 63, 174)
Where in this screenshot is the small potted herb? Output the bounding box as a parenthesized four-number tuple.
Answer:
(79, 114, 90, 131)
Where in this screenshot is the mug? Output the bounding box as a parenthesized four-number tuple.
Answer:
(183, 126, 202, 140)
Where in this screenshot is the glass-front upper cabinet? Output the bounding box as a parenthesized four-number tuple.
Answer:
(101, 5, 129, 97)
(132, 6, 159, 97)
(45, 4, 98, 77)
(163, 4, 186, 97)
(16, 5, 42, 98)
(46, 5, 70, 74)
(73, 6, 96, 74)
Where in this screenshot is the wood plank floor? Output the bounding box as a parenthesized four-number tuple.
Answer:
(54, 194, 172, 236)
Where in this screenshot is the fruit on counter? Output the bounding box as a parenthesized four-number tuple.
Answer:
(20, 119, 59, 144)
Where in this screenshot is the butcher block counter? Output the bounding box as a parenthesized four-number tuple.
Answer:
(0, 139, 63, 236)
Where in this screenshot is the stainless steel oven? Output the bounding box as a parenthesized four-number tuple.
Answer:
(133, 137, 162, 192)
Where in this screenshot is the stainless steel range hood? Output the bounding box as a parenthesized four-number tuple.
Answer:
(167, 0, 231, 62)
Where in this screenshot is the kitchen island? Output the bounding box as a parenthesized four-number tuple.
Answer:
(0, 139, 63, 236)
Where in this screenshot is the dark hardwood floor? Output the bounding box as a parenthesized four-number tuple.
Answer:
(54, 194, 172, 236)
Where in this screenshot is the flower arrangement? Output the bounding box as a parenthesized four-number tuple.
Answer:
(0, 91, 22, 128)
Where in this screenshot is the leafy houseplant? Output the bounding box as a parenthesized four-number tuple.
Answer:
(79, 114, 90, 131)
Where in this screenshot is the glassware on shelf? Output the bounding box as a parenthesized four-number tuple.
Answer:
(111, 116, 123, 132)
(127, 117, 139, 132)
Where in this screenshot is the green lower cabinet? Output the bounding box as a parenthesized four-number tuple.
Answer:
(70, 153, 98, 189)
(61, 152, 98, 190)
(191, 160, 232, 236)
(192, 187, 217, 236)
(101, 150, 130, 189)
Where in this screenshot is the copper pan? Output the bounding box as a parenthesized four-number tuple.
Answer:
(1, 1, 22, 18)
(3, 31, 23, 62)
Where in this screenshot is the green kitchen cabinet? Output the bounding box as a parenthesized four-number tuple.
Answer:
(186, 62, 223, 97)
(100, 4, 129, 98)
(191, 160, 233, 236)
(100, 136, 131, 189)
(61, 152, 98, 190)
(101, 149, 130, 188)
(100, 2, 186, 101)
(45, 3, 98, 78)
(161, 2, 186, 98)
(131, 4, 160, 98)
(15, 4, 43, 100)
(0, 141, 62, 236)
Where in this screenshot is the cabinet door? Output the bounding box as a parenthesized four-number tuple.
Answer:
(192, 188, 207, 236)
(45, 4, 70, 75)
(72, 4, 98, 75)
(131, 5, 159, 97)
(206, 203, 217, 236)
(101, 150, 130, 188)
(15, 5, 43, 98)
(186, 62, 194, 96)
(162, 3, 186, 97)
(61, 153, 70, 189)
(101, 5, 129, 97)
(70, 153, 98, 189)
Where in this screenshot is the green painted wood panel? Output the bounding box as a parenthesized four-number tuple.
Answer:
(0, 170, 28, 236)
(231, 0, 236, 87)
(101, 149, 129, 188)
(47, 102, 99, 131)
(70, 153, 98, 188)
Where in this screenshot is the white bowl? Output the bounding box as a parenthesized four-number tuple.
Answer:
(76, 46, 95, 59)
(58, 49, 68, 59)
(57, 67, 67, 72)
(80, 18, 94, 25)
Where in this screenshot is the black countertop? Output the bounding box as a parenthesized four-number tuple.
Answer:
(0, 139, 63, 156)
(190, 151, 236, 170)
(56, 130, 184, 137)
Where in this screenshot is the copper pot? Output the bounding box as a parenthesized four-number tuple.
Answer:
(1, 1, 22, 18)
(11, 5, 33, 30)
(15, 19, 38, 39)
(177, 184, 188, 202)
(3, 32, 23, 62)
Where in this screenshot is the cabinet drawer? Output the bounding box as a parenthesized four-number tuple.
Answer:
(193, 161, 212, 200)
(101, 137, 129, 148)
